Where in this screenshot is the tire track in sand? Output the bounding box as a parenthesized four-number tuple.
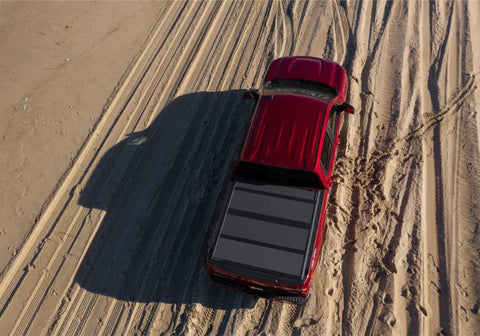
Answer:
(49, 2, 225, 335)
(0, 1, 189, 335)
(2, 1, 479, 336)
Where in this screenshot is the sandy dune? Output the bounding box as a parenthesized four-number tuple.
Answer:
(0, 1, 479, 335)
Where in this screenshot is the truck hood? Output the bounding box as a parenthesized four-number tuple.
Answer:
(263, 56, 347, 101)
(240, 94, 328, 171)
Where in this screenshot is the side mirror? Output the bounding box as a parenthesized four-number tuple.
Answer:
(341, 102, 355, 114)
(242, 90, 259, 100)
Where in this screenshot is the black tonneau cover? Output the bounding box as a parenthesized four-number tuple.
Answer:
(210, 179, 324, 283)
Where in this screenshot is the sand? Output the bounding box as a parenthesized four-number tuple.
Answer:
(0, 1, 479, 335)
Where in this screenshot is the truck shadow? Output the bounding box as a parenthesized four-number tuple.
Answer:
(76, 90, 256, 309)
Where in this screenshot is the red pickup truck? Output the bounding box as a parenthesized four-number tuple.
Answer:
(206, 56, 354, 303)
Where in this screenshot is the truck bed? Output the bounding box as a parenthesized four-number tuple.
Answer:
(209, 178, 325, 284)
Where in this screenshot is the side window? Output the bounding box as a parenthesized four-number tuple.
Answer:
(321, 110, 338, 172)
(321, 132, 332, 171)
(327, 111, 336, 133)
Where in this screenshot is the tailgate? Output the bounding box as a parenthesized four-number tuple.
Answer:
(211, 181, 323, 281)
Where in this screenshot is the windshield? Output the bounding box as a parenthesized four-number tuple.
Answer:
(264, 79, 337, 101)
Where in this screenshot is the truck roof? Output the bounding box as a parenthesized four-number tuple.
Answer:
(239, 94, 328, 174)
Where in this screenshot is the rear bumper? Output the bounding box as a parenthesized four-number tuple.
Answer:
(209, 272, 310, 304)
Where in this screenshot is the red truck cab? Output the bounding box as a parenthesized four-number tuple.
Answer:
(206, 56, 354, 303)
